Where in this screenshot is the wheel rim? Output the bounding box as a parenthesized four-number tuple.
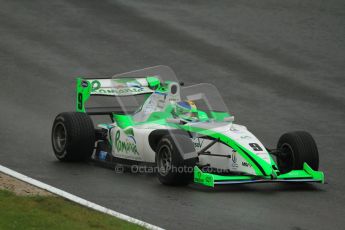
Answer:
(53, 122, 67, 154)
(278, 143, 294, 172)
(157, 145, 172, 176)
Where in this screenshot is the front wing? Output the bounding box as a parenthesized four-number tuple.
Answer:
(194, 163, 324, 187)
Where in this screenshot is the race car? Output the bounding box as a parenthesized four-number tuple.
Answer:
(51, 65, 324, 187)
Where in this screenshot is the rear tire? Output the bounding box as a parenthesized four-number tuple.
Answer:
(156, 135, 197, 186)
(277, 131, 319, 173)
(52, 112, 95, 161)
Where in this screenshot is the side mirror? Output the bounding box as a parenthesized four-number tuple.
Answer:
(223, 116, 235, 122)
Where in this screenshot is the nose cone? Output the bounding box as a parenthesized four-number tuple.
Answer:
(222, 124, 274, 176)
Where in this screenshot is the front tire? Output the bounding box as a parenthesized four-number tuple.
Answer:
(277, 131, 319, 173)
(156, 135, 197, 186)
(52, 112, 95, 161)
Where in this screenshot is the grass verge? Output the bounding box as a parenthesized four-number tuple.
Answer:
(0, 189, 144, 230)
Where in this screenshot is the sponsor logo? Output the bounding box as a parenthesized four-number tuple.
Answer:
(113, 78, 142, 89)
(154, 91, 167, 96)
(90, 80, 151, 96)
(249, 143, 263, 151)
(157, 100, 165, 109)
(232, 152, 237, 163)
(242, 162, 252, 167)
(114, 130, 139, 155)
(91, 80, 101, 91)
(168, 95, 179, 103)
(94, 87, 147, 95)
(231, 151, 238, 168)
(126, 81, 142, 88)
(193, 137, 204, 148)
(240, 135, 251, 139)
(230, 126, 243, 133)
(230, 126, 238, 132)
(81, 80, 88, 88)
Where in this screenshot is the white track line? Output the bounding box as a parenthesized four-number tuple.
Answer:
(0, 165, 164, 230)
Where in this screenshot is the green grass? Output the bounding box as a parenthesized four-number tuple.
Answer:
(0, 190, 145, 230)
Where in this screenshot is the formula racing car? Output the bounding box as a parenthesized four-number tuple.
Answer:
(51, 66, 324, 187)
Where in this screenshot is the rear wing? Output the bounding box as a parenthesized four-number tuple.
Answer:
(76, 76, 160, 114)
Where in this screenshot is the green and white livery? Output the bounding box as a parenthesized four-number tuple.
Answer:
(52, 66, 324, 187)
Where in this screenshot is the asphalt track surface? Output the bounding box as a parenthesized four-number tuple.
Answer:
(1, 0, 344, 229)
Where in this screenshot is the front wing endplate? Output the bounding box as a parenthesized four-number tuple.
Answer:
(194, 163, 324, 187)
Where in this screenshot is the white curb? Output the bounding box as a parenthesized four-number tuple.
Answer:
(0, 165, 164, 230)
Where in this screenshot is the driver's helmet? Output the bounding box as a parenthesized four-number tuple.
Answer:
(174, 100, 198, 121)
